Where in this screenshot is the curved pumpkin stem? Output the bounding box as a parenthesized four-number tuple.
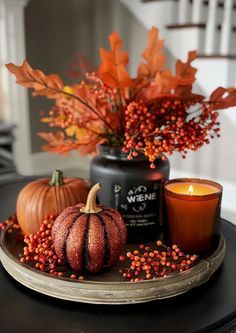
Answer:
(49, 170, 65, 186)
(80, 183, 102, 214)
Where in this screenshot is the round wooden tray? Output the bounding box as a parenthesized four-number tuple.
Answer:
(0, 226, 226, 305)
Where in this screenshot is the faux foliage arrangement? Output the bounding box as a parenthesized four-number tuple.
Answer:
(7, 27, 236, 168)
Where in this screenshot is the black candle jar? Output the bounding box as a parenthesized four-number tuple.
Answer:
(90, 145, 170, 242)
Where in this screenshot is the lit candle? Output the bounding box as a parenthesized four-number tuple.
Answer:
(164, 179, 223, 254)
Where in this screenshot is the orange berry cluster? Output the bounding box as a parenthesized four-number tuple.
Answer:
(0, 215, 20, 234)
(85, 72, 118, 101)
(1, 215, 85, 281)
(123, 98, 220, 168)
(48, 106, 74, 129)
(119, 240, 198, 282)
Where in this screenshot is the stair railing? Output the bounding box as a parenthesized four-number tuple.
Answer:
(192, 0, 204, 23)
(220, 0, 233, 55)
(176, 0, 235, 56)
(178, 0, 189, 23)
(205, 0, 218, 54)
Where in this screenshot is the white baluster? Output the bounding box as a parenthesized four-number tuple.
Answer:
(192, 0, 204, 24)
(205, 0, 218, 54)
(220, 0, 233, 55)
(178, 0, 189, 24)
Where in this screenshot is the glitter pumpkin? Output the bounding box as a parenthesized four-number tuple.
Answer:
(52, 183, 127, 273)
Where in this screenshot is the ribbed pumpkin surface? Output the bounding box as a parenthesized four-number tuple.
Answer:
(17, 177, 89, 235)
(52, 204, 127, 273)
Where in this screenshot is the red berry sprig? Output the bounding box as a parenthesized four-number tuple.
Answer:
(17, 214, 85, 281)
(0, 215, 20, 234)
(119, 240, 198, 282)
(85, 72, 118, 101)
(46, 106, 74, 129)
(123, 98, 220, 168)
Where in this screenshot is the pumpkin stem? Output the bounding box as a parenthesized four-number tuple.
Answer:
(80, 183, 102, 214)
(49, 170, 65, 186)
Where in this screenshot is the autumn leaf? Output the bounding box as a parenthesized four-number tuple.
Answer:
(138, 27, 166, 78)
(75, 127, 91, 141)
(175, 51, 197, 87)
(38, 131, 65, 145)
(104, 110, 121, 131)
(66, 53, 94, 80)
(6, 60, 64, 99)
(176, 86, 205, 103)
(38, 131, 74, 155)
(6, 61, 114, 129)
(175, 86, 204, 102)
(65, 126, 78, 137)
(136, 70, 178, 100)
(154, 70, 178, 92)
(210, 87, 236, 110)
(38, 131, 106, 156)
(66, 125, 87, 141)
(63, 86, 75, 94)
(76, 137, 106, 156)
(98, 32, 132, 89)
(174, 51, 201, 100)
(41, 117, 51, 123)
(55, 85, 94, 116)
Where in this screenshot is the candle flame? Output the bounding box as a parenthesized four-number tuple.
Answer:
(188, 185, 194, 195)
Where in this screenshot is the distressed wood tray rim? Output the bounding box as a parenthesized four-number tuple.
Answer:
(0, 226, 226, 304)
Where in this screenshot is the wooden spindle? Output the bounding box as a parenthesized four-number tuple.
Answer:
(205, 0, 218, 54)
(192, 0, 204, 23)
(178, 0, 189, 24)
(220, 0, 233, 55)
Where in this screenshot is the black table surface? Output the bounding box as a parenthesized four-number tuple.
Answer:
(0, 178, 236, 333)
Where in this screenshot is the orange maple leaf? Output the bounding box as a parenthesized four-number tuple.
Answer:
(6, 62, 111, 127)
(38, 131, 106, 156)
(174, 51, 202, 100)
(175, 86, 204, 102)
(175, 51, 197, 87)
(136, 70, 178, 100)
(138, 27, 166, 78)
(38, 131, 74, 155)
(155, 70, 179, 92)
(98, 32, 132, 89)
(6, 60, 64, 99)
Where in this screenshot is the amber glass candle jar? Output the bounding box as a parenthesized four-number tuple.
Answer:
(164, 178, 223, 254)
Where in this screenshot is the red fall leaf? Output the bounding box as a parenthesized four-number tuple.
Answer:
(173, 51, 198, 99)
(138, 70, 178, 100)
(175, 51, 197, 86)
(38, 131, 105, 156)
(6, 60, 64, 99)
(174, 86, 204, 102)
(138, 27, 165, 78)
(66, 53, 94, 80)
(210, 87, 236, 110)
(98, 31, 132, 89)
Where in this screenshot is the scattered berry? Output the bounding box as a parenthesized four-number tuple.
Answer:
(119, 240, 198, 282)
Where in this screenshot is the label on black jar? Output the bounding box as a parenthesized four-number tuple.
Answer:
(112, 181, 161, 227)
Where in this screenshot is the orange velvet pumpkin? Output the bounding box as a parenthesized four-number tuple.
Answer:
(16, 170, 89, 235)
